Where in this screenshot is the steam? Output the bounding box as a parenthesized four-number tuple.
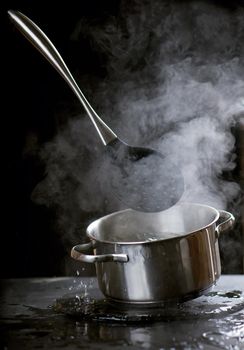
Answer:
(30, 1, 243, 255)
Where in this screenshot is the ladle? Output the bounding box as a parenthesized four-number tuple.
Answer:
(8, 10, 184, 212)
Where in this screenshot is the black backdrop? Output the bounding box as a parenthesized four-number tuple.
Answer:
(2, 0, 244, 278)
(2, 0, 120, 277)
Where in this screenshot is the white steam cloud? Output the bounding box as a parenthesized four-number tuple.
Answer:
(31, 1, 243, 255)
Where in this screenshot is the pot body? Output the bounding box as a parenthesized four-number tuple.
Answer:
(71, 203, 235, 304)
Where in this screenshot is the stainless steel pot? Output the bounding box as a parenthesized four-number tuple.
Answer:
(71, 203, 235, 304)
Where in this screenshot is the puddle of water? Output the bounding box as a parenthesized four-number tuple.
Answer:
(3, 300, 244, 350)
(4, 279, 243, 349)
(201, 311, 244, 350)
(53, 288, 244, 323)
(206, 290, 242, 299)
(202, 330, 244, 350)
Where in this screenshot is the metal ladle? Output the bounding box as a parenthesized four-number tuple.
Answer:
(8, 10, 184, 212)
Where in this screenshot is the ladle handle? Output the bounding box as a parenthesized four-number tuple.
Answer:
(8, 10, 117, 146)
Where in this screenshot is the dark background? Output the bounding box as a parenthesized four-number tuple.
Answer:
(2, 0, 244, 278)
(3, 0, 123, 278)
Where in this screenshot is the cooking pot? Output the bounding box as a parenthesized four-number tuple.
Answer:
(71, 203, 235, 304)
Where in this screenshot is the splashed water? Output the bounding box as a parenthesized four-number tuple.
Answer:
(2, 277, 243, 349)
(53, 287, 244, 323)
(202, 322, 244, 350)
(206, 290, 243, 299)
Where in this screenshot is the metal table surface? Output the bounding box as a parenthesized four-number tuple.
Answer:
(0, 275, 244, 349)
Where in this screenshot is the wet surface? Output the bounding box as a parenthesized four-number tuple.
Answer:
(0, 276, 244, 349)
(53, 288, 244, 323)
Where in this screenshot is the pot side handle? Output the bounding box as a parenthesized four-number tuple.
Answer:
(215, 210, 235, 238)
(71, 242, 128, 263)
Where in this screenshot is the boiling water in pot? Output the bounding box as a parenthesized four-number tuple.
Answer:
(91, 211, 187, 243)
(88, 203, 218, 243)
(136, 231, 185, 242)
(108, 228, 185, 242)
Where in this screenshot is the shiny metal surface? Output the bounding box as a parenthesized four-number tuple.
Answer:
(71, 242, 128, 263)
(71, 203, 235, 303)
(8, 10, 184, 213)
(215, 210, 235, 237)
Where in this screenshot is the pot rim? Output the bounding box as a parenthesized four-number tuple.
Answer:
(86, 202, 220, 245)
